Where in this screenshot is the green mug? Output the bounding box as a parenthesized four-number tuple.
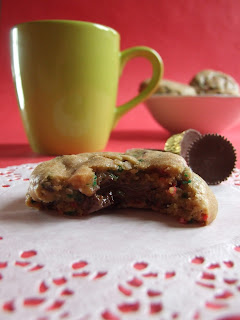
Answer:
(10, 20, 163, 155)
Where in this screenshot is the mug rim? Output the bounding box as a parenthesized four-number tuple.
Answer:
(11, 19, 119, 36)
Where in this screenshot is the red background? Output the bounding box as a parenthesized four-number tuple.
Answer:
(0, 0, 239, 167)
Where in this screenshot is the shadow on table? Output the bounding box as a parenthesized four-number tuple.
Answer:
(110, 129, 170, 141)
(0, 144, 52, 166)
(0, 129, 170, 165)
(0, 144, 35, 158)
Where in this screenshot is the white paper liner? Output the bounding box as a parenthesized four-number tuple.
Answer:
(0, 164, 240, 320)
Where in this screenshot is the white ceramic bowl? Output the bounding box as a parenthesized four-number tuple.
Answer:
(144, 95, 240, 134)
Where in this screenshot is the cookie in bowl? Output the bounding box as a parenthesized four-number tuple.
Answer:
(140, 73, 240, 133)
(140, 79, 197, 96)
(189, 69, 240, 96)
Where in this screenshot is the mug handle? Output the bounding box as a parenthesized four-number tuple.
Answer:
(113, 46, 164, 128)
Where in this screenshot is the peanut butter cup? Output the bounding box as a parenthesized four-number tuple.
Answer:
(164, 129, 202, 159)
(186, 134, 236, 185)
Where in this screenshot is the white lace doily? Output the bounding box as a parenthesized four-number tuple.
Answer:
(0, 163, 240, 320)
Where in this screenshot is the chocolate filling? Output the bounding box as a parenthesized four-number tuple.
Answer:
(35, 169, 194, 219)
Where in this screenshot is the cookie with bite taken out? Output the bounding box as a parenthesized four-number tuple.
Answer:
(26, 149, 218, 225)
